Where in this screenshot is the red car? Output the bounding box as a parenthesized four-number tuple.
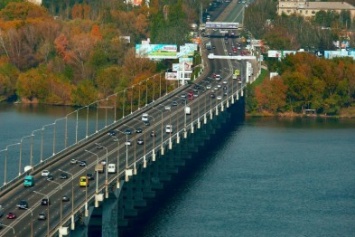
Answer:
(7, 212, 17, 219)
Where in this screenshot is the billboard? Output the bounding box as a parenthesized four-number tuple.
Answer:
(177, 43, 198, 57)
(165, 72, 178, 80)
(136, 44, 177, 59)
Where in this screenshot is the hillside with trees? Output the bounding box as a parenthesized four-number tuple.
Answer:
(0, 0, 205, 105)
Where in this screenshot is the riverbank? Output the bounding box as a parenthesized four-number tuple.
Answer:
(246, 106, 355, 118)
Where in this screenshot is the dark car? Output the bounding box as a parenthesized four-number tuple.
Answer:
(41, 198, 50, 206)
(78, 161, 87, 167)
(210, 93, 216, 98)
(62, 196, 70, 202)
(171, 101, 178, 106)
(150, 131, 156, 137)
(6, 212, 16, 219)
(87, 173, 94, 180)
(38, 212, 46, 220)
(46, 174, 54, 181)
(17, 200, 28, 209)
(137, 138, 144, 145)
(144, 121, 150, 126)
(59, 173, 68, 179)
(135, 128, 143, 133)
(124, 129, 132, 135)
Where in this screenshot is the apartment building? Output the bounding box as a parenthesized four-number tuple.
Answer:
(277, 0, 355, 18)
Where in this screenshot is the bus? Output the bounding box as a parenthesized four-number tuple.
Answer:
(79, 176, 89, 187)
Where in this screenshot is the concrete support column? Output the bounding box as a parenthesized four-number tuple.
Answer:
(85, 202, 89, 217)
(143, 155, 147, 168)
(71, 215, 75, 230)
(215, 106, 219, 116)
(241, 90, 243, 96)
(232, 95, 235, 104)
(177, 133, 180, 144)
(184, 129, 187, 138)
(191, 123, 194, 133)
(169, 137, 172, 149)
(161, 145, 165, 155)
(226, 99, 230, 108)
(152, 149, 156, 161)
(133, 163, 137, 175)
(204, 114, 207, 124)
(237, 93, 239, 101)
(210, 110, 213, 119)
(197, 118, 201, 129)
(221, 103, 224, 111)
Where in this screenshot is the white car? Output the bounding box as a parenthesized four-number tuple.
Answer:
(41, 170, 50, 177)
(70, 158, 77, 164)
(165, 125, 173, 133)
(206, 85, 212, 90)
(125, 140, 132, 146)
(164, 105, 171, 111)
(216, 96, 222, 100)
(222, 80, 227, 84)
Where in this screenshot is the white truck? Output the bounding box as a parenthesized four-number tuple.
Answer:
(205, 41, 212, 50)
(108, 164, 116, 173)
(185, 106, 191, 115)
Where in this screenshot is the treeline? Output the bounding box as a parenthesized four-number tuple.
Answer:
(246, 54, 355, 115)
(0, 0, 203, 105)
(244, 0, 355, 50)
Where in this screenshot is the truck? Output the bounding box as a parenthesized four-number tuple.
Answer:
(95, 163, 104, 173)
(24, 175, 34, 187)
(185, 106, 191, 115)
(232, 69, 240, 80)
(107, 163, 116, 174)
(205, 41, 212, 50)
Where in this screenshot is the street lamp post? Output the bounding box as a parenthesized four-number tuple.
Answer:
(107, 93, 118, 123)
(42, 123, 55, 161)
(145, 78, 149, 105)
(23, 207, 34, 237)
(58, 169, 75, 229)
(65, 110, 79, 147)
(138, 82, 142, 110)
(100, 145, 109, 199)
(114, 139, 120, 188)
(19, 135, 33, 176)
(116, 130, 130, 181)
(122, 88, 127, 118)
(130, 85, 135, 114)
(151, 106, 165, 155)
(2, 143, 20, 185)
(33, 191, 50, 237)
(53, 117, 66, 156)
(31, 128, 43, 165)
(84, 150, 99, 194)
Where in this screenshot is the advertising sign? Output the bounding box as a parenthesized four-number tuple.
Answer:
(165, 72, 178, 80)
(136, 44, 178, 59)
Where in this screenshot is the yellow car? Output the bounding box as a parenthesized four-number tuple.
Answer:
(79, 176, 88, 187)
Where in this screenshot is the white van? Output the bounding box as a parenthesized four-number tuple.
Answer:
(185, 106, 191, 115)
(142, 113, 149, 122)
(107, 163, 116, 173)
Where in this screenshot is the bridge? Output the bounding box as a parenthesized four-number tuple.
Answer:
(0, 2, 259, 237)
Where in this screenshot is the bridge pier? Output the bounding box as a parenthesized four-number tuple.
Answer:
(152, 149, 156, 161)
(204, 114, 207, 124)
(215, 106, 219, 116)
(177, 133, 180, 144)
(191, 123, 194, 133)
(169, 137, 173, 149)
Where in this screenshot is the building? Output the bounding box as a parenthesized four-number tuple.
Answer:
(277, 0, 355, 19)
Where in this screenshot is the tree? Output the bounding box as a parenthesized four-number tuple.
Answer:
(72, 79, 97, 106)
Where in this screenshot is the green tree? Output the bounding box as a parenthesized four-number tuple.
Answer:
(72, 79, 97, 106)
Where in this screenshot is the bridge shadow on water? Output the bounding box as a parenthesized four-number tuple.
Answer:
(119, 99, 245, 237)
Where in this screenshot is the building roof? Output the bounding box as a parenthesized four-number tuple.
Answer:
(278, 1, 355, 10)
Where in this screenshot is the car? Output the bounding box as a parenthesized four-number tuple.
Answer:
(171, 101, 178, 106)
(144, 121, 150, 126)
(217, 84, 222, 88)
(124, 129, 132, 135)
(224, 92, 228, 96)
(210, 93, 216, 98)
(62, 196, 70, 202)
(59, 173, 68, 179)
(46, 174, 54, 181)
(136, 128, 143, 133)
(6, 212, 16, 219)
(41, 198, 50, 206)
(212, 45, 216, 49)
(38, 212, 46, 220)
(41, 170, 50, 177)
(222, 80, 227, 84)
(125, 140, 132, 146)
(150, 131, 156, 137)
(223, 86, 228, 91)
(180, 93, 187, 98)
(70, 158, 77, 164)
(137, 138, 144, 145)
(78, 161, 87, 167)
(217, 96, 222, 100)
(165, 125, 173, 133)
(142, 113, 149, 122)
(17, 200, 28, 209)
(87, 173, 94, 180)
(101, 160, 106, 166)
(206, 85, 212, 90)
(113, 137, 119, 142)
(107, 130, 116, 136)
(164, 105, 171, 111)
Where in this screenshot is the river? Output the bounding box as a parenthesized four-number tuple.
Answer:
(1, 103, 355, 236)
